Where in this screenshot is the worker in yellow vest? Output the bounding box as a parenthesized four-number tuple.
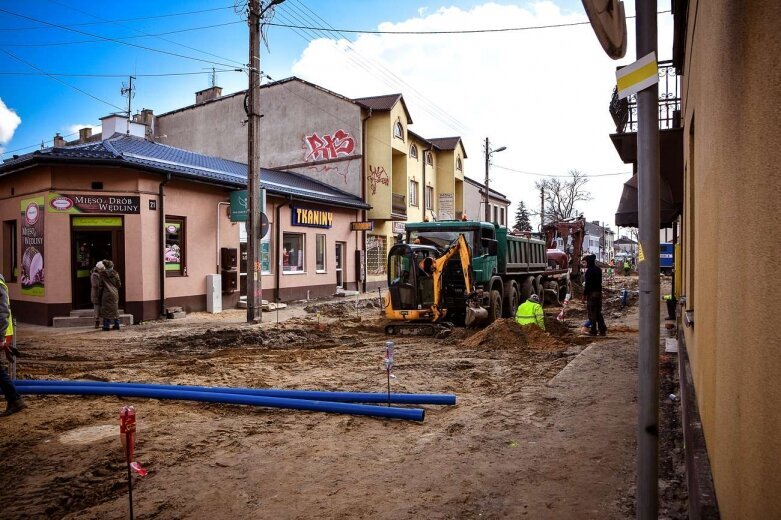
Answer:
(0, 274, 26, 417)
(515, 293, 545, 330)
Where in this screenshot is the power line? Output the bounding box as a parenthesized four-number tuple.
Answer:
(493, 164, 633, 178)
(0, 48, 125, 111)
(0, 7, 247, 70)
(1, 130, 82, 158)
(0, 4, 235, 31)
(264, 10, 671, 35)
(0, 69, 243, 78)
(0, 20, 244, 47)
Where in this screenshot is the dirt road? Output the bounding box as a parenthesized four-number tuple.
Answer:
(0, 282, 646, 519)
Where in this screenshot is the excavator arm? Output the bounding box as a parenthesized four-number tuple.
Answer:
(428, 234, 474, 322)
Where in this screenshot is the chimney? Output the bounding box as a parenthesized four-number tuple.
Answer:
(133, 108, 155, 140)
(195, 86, 222, 105)
(78, 127, 92, 143)
(53, 133, 65, 148)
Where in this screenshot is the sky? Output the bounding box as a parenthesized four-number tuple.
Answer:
(0, 0, 674, 231)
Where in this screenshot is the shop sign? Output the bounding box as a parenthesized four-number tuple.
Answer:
(438, 193, 454, 220)
(230, 190, 247, 222)
(392, 221, 406, 235)
(20, 196, 45, 297)
(47, 193, 140, 214)
(72, 217, 123, 228)
(350, 221, 374, 231)
(292, 206, 333, 228)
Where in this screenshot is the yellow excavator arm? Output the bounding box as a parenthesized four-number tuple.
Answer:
(428, 234, 474, 321)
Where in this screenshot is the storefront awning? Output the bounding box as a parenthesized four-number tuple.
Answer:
(615, 173, 681, 228)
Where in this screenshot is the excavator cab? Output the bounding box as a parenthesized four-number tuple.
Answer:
(387, 244, 439, 311)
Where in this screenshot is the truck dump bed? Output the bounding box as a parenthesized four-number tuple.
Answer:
(497, 228, 548, 274)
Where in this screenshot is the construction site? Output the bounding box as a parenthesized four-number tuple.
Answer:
(0, 274, 687, 519)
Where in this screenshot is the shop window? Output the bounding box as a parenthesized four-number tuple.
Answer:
(456, 156, 462, 171)
(425, 186, 433, 210)
(3, 220, 17, 282)
(261, 230, 272, 275)
(410, 144, 418, 159)
(164, 217, 186, 276)
(425, 152, 433, 166)
(283, 233, 305, 273)
(409, 179, 419, 207)
(316, 234, 326, 273)
(394, 119, 404, 140)
(366, 234, 387, 275)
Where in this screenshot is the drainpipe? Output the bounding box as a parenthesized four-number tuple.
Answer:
(159, 173, 172, 318)
(216, 202, 230, 273)
(360, 108, 372, 293)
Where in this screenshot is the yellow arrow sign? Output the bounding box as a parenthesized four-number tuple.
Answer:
(616, 52, 658, 99)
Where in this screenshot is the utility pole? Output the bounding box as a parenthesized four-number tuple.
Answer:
(539, 185, 545, 231)
(120, 75, 135, 131)
(246, 0, 262, 323)
(484, 138, 490, 222)
(636, 0, 661, 518)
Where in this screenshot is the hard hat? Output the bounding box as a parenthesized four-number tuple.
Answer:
(529, 294, 541, 303)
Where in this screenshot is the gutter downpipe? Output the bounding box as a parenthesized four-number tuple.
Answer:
(360, 107, 372, 293)
(216, 202, 230, 273)
(159, 173, 172, 318)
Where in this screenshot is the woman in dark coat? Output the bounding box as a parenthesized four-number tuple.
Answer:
(98, 260, 122, 331)
(90, 261, 104, 329)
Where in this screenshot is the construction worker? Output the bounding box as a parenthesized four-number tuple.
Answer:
(0, 273, 26, 417)
(515, 293, 545, 330)
(623, 258, 631, 276)
(584, 254, 607, 336)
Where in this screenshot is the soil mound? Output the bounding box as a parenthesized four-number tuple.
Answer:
(462, 319, 566, 352)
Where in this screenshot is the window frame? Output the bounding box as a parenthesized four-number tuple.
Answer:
(425, 152, 433, 166)
(410, 144, 418, 159)
(282, 232, 306, 275)
(409, 179, 419, 207)
(425, 186, 434, 211)
(315, 233, 327, 273)
(394, 120, 404, 140)
(456, 155, 463, 171)
(164, 216, 186, 277)
(366, 234, 388, 275)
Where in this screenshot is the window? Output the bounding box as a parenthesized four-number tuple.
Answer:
(456, 156, 462, 171)
(425, 152, 433, 166)
(493, 205, 498, 224)
(425, 186, 434, 210)
(316, 234, 326, 272)
(409, 179, 419, 206)
(283, 233, 305, 273)
(500, 207, 505, 226)
(366, 234, 387, 275)
(3, 220, 17, 282)
(164, 217, 186, 276)
(394, 120, 404, 140)
(410, 144, 418, 159)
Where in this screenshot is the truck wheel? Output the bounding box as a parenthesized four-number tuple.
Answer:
(488, 289, 502, 324)
(502, 282, 519, 318)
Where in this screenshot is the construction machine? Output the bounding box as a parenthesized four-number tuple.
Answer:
(383, 233, 486, 338)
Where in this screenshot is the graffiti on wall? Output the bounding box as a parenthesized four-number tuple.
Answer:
(367, 165, 389, 195)
(305, 130, 355, 161)
(307, 163, 348, 183)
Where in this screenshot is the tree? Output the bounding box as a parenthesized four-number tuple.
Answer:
(534, 169, 592, 224)
(514, 201, 533, 232)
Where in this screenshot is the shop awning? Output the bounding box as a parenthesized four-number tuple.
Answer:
(615, 173, 681, 228)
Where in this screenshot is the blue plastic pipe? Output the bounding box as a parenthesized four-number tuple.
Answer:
(15, 385, 425, 421)
(14, 379, 456, 406)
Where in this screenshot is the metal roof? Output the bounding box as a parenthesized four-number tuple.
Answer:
(353, 93, 413, 124)
(0, 134, 369, 210)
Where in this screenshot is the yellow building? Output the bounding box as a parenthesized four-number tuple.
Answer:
(355, 94, 466, 289)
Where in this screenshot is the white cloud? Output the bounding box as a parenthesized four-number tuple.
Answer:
(291, 1, 674, 229)
(0, 97, 22, 147)
(66, 123, 101, 137)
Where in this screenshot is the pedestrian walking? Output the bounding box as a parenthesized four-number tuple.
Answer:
(0, 273, 26, 417)
(584, 254, 607, 336)
(91, 261, 105, 329)
(515, 293, 545, 330)
(98, 260, 122, 331)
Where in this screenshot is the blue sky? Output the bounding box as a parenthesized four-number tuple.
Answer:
(0, 0, 671, 228)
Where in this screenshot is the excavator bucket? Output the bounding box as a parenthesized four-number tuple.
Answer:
(465, 304, 488, 328)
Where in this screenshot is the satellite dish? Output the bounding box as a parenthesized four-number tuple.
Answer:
(582, 0, 628, 59)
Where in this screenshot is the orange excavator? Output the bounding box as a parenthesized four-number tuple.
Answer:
(543, 217, 586, 283)
(383, 234, 486, 338)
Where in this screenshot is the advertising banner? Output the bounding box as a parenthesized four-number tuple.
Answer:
(20, 196, 45, 296)
(47, 193, 141, 214)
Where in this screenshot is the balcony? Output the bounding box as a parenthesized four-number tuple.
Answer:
(391, 192, 407, 220)
(608, 60, 683, 227)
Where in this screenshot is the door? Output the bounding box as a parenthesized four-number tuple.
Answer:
(71, 218, 125, 310)
(335, 242, 346, 289)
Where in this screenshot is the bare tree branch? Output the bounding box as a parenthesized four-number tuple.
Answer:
(534, 169, 592, 223)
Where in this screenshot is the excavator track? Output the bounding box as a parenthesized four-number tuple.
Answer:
(385, 322, 454, 339)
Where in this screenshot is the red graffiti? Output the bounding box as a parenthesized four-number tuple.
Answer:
(367, 165, 389, 195)
(305, 130, 355, 161)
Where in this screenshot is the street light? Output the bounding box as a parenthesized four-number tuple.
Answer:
(484, 138, 507, 222)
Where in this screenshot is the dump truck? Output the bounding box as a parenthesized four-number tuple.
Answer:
(383, 220, 572, 336)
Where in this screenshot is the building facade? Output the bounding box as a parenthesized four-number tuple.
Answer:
(463, 176, 510, 227)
